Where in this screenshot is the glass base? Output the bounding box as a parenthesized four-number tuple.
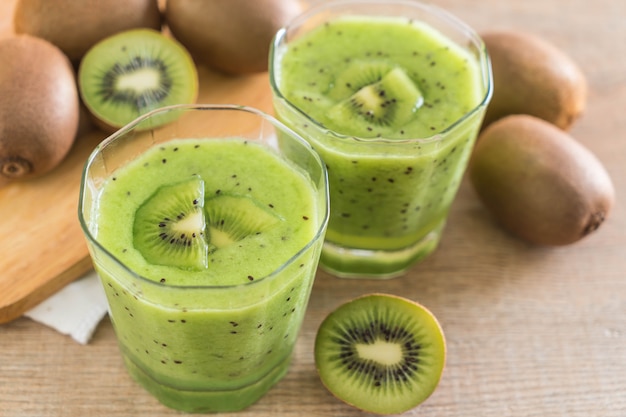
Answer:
(122, 353, 292, 413)
(319, 223, 444, 279)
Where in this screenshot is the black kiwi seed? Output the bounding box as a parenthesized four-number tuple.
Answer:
(314, 294, 446, 415)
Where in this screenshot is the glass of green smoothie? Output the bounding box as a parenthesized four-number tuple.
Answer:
(78, 104, 329, 412)
(270, 0, 492, 278)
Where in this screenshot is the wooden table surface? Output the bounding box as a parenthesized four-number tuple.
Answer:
(1, 0, 625, 416)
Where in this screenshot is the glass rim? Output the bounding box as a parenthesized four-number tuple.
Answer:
(269, 0, 493, 145)
(78, 103, 330, 291)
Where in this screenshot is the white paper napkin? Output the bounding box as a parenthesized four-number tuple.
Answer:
(24, 269, 109, 345)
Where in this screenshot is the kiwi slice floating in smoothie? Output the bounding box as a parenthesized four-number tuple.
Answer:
(327, 61, 395, 101)
(204, 194, 282, 249)
(78, 28, 198, 132)
(314, 293, 446, 415)
(133, 176, 208, 270)
(327, 67, 423, 136)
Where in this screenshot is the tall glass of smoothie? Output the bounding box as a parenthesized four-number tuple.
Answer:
(78, 104, 329, 412)
(270, 0, 492, 278)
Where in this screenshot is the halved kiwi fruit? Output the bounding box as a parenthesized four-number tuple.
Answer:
(133, 176, 208, 270)
(314, 293, 446, 415)
(78, 28, 198, 132)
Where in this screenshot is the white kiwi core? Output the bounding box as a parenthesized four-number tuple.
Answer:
(116, 68, 161, 92)
(355, 340, 403, 366)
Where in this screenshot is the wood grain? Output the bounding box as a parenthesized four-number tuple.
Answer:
(1, 0, 626, 416)
(0, 130, 101, 323)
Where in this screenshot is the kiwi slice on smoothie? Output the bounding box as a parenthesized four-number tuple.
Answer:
(327, 61, 395, 101)
(327, 67, 423, 136)
(204, 194, 282, 249)
(133, 176, 208, 270)
(314, 293, 446, 415)
(78, 28, 198, 132)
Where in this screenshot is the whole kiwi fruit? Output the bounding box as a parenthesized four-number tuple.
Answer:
(13, 0, 162, 63)
(0, 35, 79, 186)
(469, 115, 615, 246)
(165, 0, 303, 74)
(481, 29, 587, 130)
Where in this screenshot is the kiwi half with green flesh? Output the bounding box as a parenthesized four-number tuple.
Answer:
(315, 293, 446, 415)
(132, 176, 282, 270)
(78, 28, 198, 133)
(327, 66, 423, 137)
(133, 176, 208, 270)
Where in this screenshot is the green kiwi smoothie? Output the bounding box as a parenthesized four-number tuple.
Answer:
(87, 137, 325, 412)
(271, 7, 491, 277)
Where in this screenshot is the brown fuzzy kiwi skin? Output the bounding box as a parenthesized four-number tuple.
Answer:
(13, 0, 162, 63)
(0, 35, 79, 186)
(165, 0, 303, 75)
(469, 115, 615, 246)
(480, 30, 587, 131)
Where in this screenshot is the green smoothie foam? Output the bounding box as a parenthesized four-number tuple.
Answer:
(272, 15, 488, 276)
(90, 138, 322, 412)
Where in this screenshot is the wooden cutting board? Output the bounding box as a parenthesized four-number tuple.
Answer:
(0, 130, 102, 323)
(0, 4, 275, 322)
